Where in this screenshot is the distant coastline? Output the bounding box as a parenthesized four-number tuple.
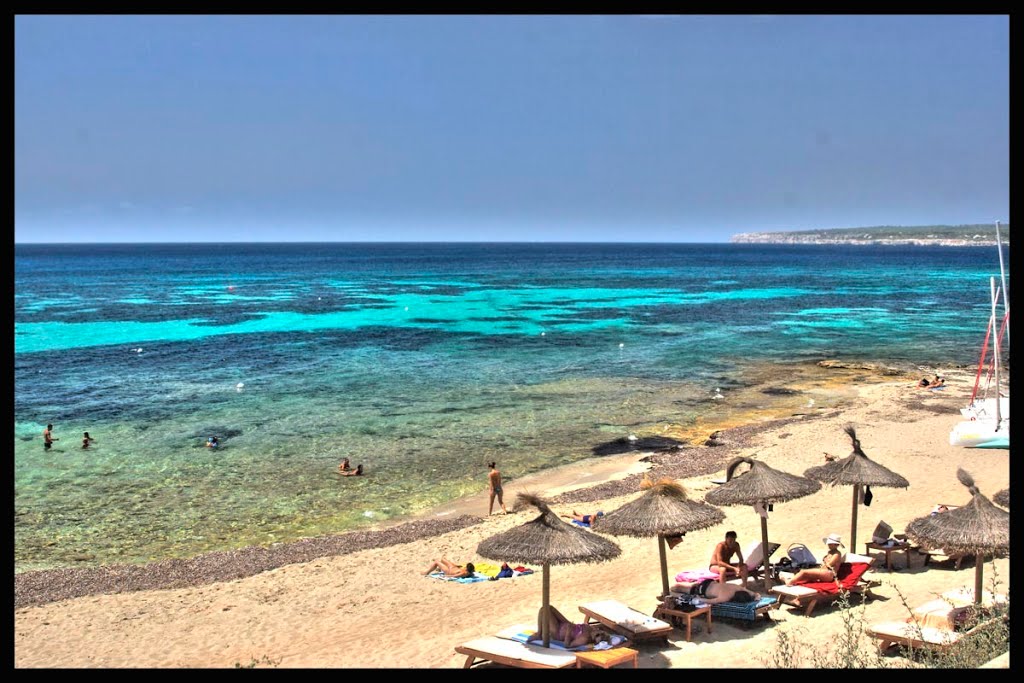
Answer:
(732, 223, 1009, 246)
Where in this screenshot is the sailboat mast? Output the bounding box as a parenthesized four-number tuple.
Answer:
(995, 220, 1009, 346)
(990, 277, 1001, 425)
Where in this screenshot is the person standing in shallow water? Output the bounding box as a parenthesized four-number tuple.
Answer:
(488, 461, 507, 515)
(43, 424, 58, 451)
(82, 432, 95, 449)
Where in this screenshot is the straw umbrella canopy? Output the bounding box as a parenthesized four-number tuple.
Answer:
(593, 477, 726, 597)
(992, 488, 1009, 509)
(477, 493, 621, 647)
(705, 456, 821, 591)
(803, 426, 910, 550)
(904, 469, 1009, 605)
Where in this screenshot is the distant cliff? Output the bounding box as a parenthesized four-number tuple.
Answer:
(731, 224, 1009, 246)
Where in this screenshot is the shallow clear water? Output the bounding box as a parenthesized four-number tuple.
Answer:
(14, 243, 1002, 571)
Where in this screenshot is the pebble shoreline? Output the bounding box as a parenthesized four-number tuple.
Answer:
(14, 408, 840, 611)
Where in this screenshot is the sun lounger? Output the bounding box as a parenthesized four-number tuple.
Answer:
(455, 636, 579, 668)
(663, 587, 778, 629)
(866, 596, 1007, 654)
(770, 553, 876, 616)
(578, 600, 673, 643)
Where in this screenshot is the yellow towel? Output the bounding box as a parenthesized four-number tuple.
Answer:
(473, 562, 501, 578)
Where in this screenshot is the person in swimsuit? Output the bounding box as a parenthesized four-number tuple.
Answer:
(422, 558, 475, 578)
(488, 461, 507, 515)
(709, 530, 748, 584)
(43, 424, 58, 451)
(338, 458, 352, 472)
(561, 510, 605, 526)
(339, 463, 363, 477)
(690, 579, 761, 604)
(530, 606, 608, 648)
(206, 436, 219, 448)
(82, 432, 95, 449)
(786, 534, 845, 586)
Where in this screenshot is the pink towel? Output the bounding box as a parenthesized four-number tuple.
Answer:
(675, 569, 719, 583)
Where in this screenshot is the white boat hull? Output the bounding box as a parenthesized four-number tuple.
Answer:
(959, 397, 1010, 421)
(949, 419, 1010, 449)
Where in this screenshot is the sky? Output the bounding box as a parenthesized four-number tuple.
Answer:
(14, 14, 1010, 243)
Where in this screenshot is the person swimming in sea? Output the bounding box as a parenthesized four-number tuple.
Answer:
(82, 432, 95, 449)
(339, 463, 363, 477)
(206, 436, 220, 449)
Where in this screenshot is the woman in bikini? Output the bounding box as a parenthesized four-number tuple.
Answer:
(422, 558, 475, 578)
(785, 534, 845, 586)
(531, 606, 608, 648)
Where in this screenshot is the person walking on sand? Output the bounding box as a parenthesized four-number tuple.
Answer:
(488, 461, 507, 515)
(710, 530, 748, 584)
(43, 424, 58, 451)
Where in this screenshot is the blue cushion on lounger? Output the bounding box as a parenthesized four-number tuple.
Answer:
(710, 596, 777, 621)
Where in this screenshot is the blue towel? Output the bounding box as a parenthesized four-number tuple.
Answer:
(710, 596, 777, 621)
(427, 571, 489, 584)
(571, 520, 591, 528)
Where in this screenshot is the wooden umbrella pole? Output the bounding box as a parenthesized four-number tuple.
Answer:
(975, 554, 983, 606)
(658, 535, 670, 598)
(760, 514, 772, 593)
(542, 562, 551, 647)
(851, 484, 860, 550)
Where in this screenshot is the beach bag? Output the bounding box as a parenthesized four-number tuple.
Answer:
(671, 593, 698, 613)
(787, 543, 817, 569)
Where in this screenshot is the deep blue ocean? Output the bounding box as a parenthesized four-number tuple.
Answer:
(14, 243, 1003, 571)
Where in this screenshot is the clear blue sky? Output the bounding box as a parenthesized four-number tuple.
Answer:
(15, 14, 1009, 243)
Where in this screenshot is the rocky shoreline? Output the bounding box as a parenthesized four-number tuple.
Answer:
(14, 404, 844, 610)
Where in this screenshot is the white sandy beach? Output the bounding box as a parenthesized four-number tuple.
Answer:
(14, 368, 1009, 668)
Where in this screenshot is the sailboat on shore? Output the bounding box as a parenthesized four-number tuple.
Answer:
(949, 279, 1009, 448)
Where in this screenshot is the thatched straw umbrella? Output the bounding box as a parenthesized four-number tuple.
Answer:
(992, 488, 1009, 509)
(477, 493, 621, 647)
(705, 457, 821, 591)
(904, 469, 1009, 605)
(803, 426, 909, 550)
(593, 478, 725, 597)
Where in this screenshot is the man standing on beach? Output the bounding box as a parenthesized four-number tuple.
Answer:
(43, 424, 58, 451)
(709, 530, 747, 584)
(488, 461, 507, 515)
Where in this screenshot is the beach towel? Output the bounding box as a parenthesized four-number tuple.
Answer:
(798, 562, 871, 594)
(571, 519, 591, 528)
(710, 596, 777, 622)
(675, 569, 719, 583)
(427, 571, 489, 584)
(472, 562, 502, 578)
(495, 625, 626, 652)
(512, 566, 535, 576)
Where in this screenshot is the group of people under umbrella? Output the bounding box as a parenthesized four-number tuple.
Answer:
(474, 425, 1009, 648)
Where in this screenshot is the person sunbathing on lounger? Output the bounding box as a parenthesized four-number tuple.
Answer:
(688, 579, 761, 604)
(786, 533, 845, 586)
(709, 530, 748, 584)
(530, 606, 609, 648)
(422, 558, 475, 578)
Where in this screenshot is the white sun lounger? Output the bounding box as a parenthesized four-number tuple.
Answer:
(455, 636, 579, 669)
(578, 599, 673, 642)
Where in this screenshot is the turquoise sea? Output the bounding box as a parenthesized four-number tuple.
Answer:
(14, 243, 1002, 572)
